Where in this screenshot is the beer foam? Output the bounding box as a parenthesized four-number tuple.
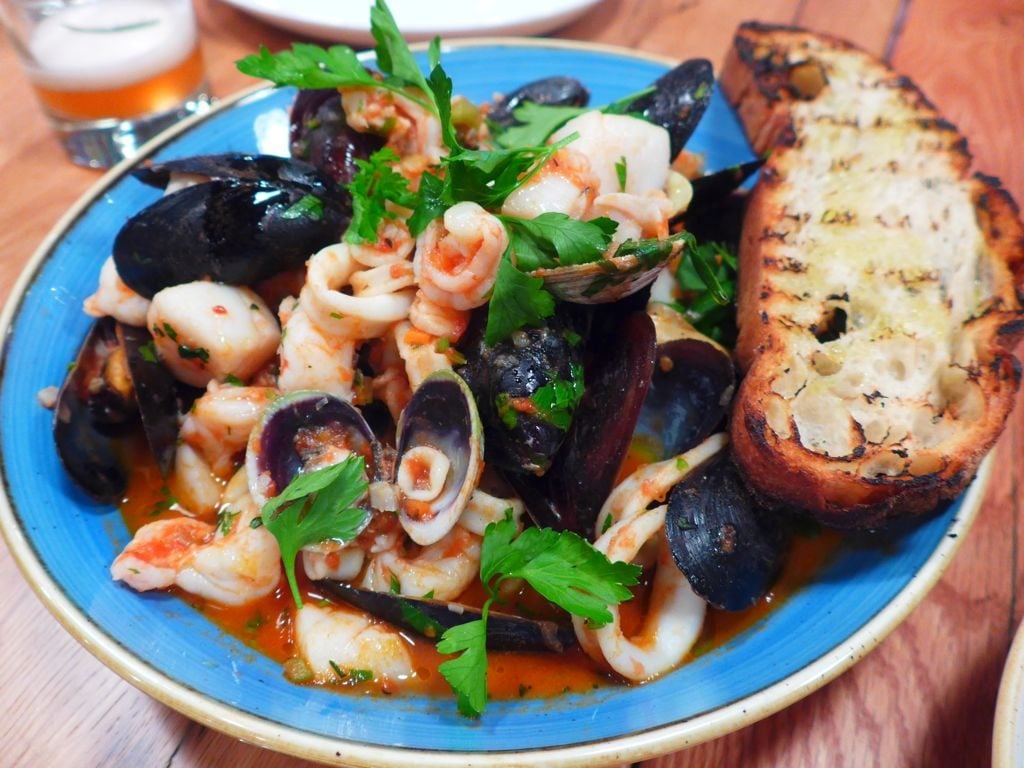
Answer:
(26, 0, 197, 91)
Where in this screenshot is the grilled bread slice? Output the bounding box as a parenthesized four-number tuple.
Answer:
(721, 22, 1024, 527)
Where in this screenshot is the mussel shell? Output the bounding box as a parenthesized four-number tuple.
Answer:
(459, 310, 584, 475)
(665, 455, 789, 611)
(317, 580, 576, 652)
(53, 318, 134, 502)
(132, 153, 341, 196)
(394, 370, 482, 545)
(634, 336, 735, 461)
(488, 76, 590, 128)
(511, 310, 656, 534)
(290, 89, 385, 186)
(246, 391, 376, 505)
(686, 158, 764, 213)
(113, 178, 350, 298)
(117, 324, 200, 478)
(625, 58, 714, 158)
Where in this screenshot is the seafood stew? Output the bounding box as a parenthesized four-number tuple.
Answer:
(0, 31, 983, 767)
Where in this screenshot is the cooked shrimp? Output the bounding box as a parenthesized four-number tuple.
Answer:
(111, 469, 281, 606)
(360, 524, 481, 601)
(500, 148, 599, 221)
(294, 603, 414, 683)
(341, 86, 444, 165)
(277, 296, 358, 400)
(573, 505, 705, 681)
(550, 111, 671, 196)
(408, 293, 470, 341)
(414, 201, 508, 310)
(179, 383, 277, 478)
(302, 243, 415, 340)
(83, 256, 150, 327)
(169, 442, 223, 519)
(348, 219, 415, 268)
(146, 281, 281, 388)
(590, 191, 672, 244)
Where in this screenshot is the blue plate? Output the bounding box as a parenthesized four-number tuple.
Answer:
(0, 41, 987, 765)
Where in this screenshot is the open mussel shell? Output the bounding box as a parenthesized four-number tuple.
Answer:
(394, 370, 483, 546)
(317, 580, 576, 652)
(488, 75, 590, 128)
(290, 89, 386, 186)
(511, 310, 656, 535)
(246, 390, 377, 508)
(624, 58, 714, 159)
(533, 235, 684, 305)
(132, 153, 341, 196)
(686, 158, 764, 213)
(665, 454, 789, 611)
(53, 317, 135, 502)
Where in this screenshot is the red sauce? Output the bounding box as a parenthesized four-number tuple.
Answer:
(119, 440, 842, 701)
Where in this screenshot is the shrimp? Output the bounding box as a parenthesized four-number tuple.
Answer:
(572, 505, 705, 681)
(341, 86, 444, 165)
(408, 292, 469, 342)
(169, 442, 223, 520)
(294, 603, 414, 683)
(83, 256, 150, 327)
(414, 201, 508, 310)
(277, 296, 358, 400)
(590, 191, 672, 244)
(179, 383, 277, 478)
(360, 524, 481, 601)
(146, 281, 281, 388)
(500, 148, 599, 221)
(111, 469, 281, 606)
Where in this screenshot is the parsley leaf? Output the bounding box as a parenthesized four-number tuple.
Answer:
(437, 514, 640, 716)
(345, 148, 417, 243)
(483, 254, 555, 345)
(406, 170, 449, 235)
(671, 234, 738, 342)
(492, 103, 588, 149)
(261, 455, 369, 608)
(281, 194, 324, 221)
(529, 361, 585, 431)
(500, 213, 617, 271)
(436, 612, 489, 717)
(615, 156, 627, 191)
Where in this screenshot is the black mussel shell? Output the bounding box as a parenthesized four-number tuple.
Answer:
(634, 337, 735, 461)
(317, 580, 576, 652)
(54, 318, 135, 502)
(681, 190, 749, 256)
(511, 310, 656, 534)
(248, 391, 376, 500)
(118, 324, 200, 478)
(625, 58, 714, 158)
(290, 89, 385, 186)
(665, 455, 789, 611)
(459, 311, 585, 475)
(488, 76, 590, 128)
(686, 158, 763, 214)
(113, 178, 350, 298)
(131, 153, 343, 198)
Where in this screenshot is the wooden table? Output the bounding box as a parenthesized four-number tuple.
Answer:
(1, 0, 1021, 765)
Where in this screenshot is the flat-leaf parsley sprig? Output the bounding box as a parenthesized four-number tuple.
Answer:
(259, 454, 369, 609)
(437, 513, 641, 717)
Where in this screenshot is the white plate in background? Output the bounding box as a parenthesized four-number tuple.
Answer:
(218, 0, 604, 44)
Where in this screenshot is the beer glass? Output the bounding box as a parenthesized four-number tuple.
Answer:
(1, 0, 211, 168)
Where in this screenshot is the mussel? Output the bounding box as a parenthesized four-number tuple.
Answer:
(317, 581, 575, 652)
(289, 89, 385, 186)
(113, 154, 351, 298)
(54, 318, 198, 502)
(458, 309, 585, 475)
(664, 453, 790, 611)
(623, 58, 714, 159)
(487, 75, 590, 129)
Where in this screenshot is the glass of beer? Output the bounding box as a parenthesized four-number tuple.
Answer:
(1, 0, 211, 168)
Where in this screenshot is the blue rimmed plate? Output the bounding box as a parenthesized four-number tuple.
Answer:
(0, 40, 989, 766)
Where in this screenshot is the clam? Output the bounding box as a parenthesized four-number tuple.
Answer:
(664, 453, 789, 611)
(393, 370, 483, 545)
(113, 154, 350, 298)
(245, 390, 377, 510)
(316, 581, 575, 652)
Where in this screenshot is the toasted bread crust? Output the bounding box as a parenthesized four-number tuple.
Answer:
(722, 22, 1024, 527)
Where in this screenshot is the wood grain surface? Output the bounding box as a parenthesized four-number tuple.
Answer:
(1, 1, 1021, 766)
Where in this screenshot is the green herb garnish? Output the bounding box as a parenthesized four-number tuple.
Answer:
(281, 194, 324, 221)
(345, 147, 417, 243)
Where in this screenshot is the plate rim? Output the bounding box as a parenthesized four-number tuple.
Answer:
(993, 613, 1024, 768)
(0, 37, 992, 766)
